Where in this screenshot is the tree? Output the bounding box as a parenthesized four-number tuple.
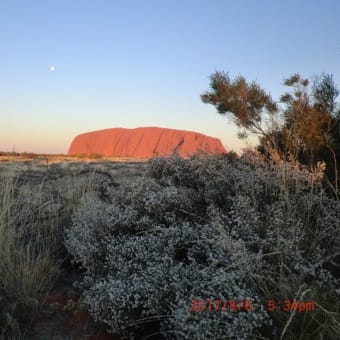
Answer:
(279, 74, 331, 164)
(279, 73, 340, 192)
(312, 74, 340, 193)
(202, 71, 340, 194)
(201, 71, 278, 148)
(313, 74, 339, 117)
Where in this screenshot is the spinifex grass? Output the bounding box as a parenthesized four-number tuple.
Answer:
(0, 173, 60, 338)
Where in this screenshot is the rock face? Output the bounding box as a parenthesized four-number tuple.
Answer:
(68, 127, 226, 158)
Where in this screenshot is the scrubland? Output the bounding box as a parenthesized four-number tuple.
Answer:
(0, 151, 339, 339)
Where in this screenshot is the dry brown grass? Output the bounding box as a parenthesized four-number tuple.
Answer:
(0, 174, 61, 338)
(0, 158, 146, 338)
(0, 154, 148, 164)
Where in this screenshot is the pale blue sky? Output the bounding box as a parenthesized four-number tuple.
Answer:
(1, 0, 339, 153)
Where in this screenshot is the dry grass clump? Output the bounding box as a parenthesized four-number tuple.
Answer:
(0, 174, 60, 338)
(0, 159, 143, 338)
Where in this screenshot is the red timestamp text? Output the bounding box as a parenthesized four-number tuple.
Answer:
(266, 299, 316, 312)
(190, 299, 252, 312)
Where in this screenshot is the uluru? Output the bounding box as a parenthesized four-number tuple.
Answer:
(68, 127, 227, 158)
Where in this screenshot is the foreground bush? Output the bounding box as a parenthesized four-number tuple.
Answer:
(66, 150, 340, 339)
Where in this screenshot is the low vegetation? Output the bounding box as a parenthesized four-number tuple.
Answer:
(0, 159, 145, 338)
(0, 151, 339, 339)
(65, 151, 340, 339)
(0, 171, 60, 338)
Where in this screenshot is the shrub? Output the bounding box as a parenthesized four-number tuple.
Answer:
(66, 205, 270, 338)
(66, 150, 340, 339)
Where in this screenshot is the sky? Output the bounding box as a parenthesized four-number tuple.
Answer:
(1, 0, 340, 154)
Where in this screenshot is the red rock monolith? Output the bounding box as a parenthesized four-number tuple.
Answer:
(68, 127, 226, 158)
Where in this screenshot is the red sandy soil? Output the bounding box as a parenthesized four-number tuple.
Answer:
(68, 127, 227, 158)
(29, 268, 122, 340)
(32, 291, 121, 340)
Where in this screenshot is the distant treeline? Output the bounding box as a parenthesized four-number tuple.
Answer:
(0, 151, 105, 159)
(0, 151, 65, 158)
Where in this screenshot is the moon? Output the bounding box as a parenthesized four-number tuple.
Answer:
(49, 65, 55, 71)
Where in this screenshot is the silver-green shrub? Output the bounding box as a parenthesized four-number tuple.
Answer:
(66, 150, 340, 339)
